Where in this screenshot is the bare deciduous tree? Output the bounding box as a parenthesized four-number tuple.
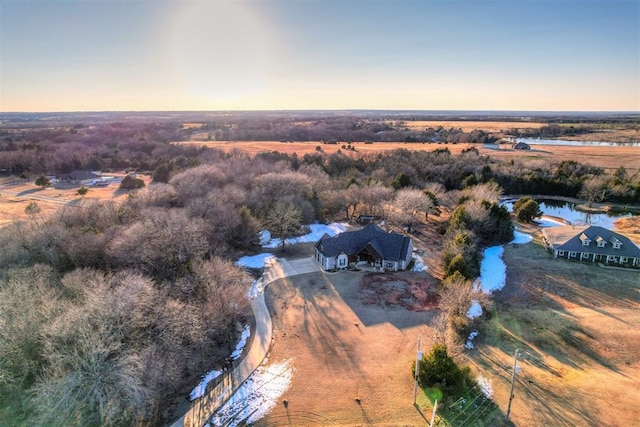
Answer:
(263, 200, 303, 250)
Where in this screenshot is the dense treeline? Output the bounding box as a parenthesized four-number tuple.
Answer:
(1, 119, 639, 425)
(0, 122, 199, 175)
(2, 120, 639, 205)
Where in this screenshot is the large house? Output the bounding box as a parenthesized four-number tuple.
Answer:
(314, 223, 413, 271)
(542, 225, 640, 268)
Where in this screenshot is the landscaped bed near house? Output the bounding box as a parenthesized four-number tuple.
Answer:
(359, 273, 438, 312)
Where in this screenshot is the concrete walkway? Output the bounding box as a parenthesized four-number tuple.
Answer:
(171, 256, 320, 427)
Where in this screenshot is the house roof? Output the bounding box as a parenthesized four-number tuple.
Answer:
(315, 223, 411, 261)
(544, 225, 640, 258)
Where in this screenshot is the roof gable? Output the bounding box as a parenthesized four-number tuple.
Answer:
(556, 225, 640, 258)
(315, 223, 411, 261)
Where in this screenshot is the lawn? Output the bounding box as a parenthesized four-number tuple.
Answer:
(466, 236, 640, 426)
(257, 270, 444, 426)
(251, 218, 640, 426)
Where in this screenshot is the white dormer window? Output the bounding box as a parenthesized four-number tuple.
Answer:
(596, 236, 606, 248)
(579, 233, 590, 246)
(610, 236, 622, 249)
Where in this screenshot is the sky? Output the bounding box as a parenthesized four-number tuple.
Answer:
(1, 0, 638, 112)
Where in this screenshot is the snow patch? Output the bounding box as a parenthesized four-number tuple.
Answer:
(535, 217, 567, 227)
(510, 230, 533, 244)
(189, 325, 251, 401)
(230, 325, 250, 361)
(465, 330, 479, 349)
(208, 358, 295, 427)
(467, 300, 483, 319)
(248, 278, 264, 299)
(476, 375, 493, 399)
(190, 369, 222, 401)
(235, 253, 276, 269)
(258, 230, 271, 245)
(262, 222, 348, 248)
(411, 254, 428, 272)
(478, 246, 506, 294)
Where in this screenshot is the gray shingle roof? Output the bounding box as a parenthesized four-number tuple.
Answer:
(315, 223, 411, 261)
(556, 225, 640, 258)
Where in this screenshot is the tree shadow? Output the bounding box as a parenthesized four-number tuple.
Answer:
(355, 398, 373, 425)
(17, 187, 45, 196)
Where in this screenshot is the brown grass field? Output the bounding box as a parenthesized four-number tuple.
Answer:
(179, 140, 640, 171)
(388, 120, 547, 133)
(253, 215, 640, 426)
(0, 175, 151, 227)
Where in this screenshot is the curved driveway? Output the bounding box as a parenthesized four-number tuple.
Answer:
(171, 256, 320, 427)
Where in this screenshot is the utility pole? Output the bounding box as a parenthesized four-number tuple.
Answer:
(505, 348, 521, 423)
(413, 335, 422, 404)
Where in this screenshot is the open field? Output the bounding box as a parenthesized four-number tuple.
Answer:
(178, 140, 640, 171)
(251, 216, 640, 426)
(389, 120, 547, 133)
(555, 128, 640, 144)
(480, 144, 640, 171)
(467, 227, 640, 426)
(258, 269, 446, 426)
(0, 175, 151, 227)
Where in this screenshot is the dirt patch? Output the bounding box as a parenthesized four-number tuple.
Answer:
(360, 273, 438, 311)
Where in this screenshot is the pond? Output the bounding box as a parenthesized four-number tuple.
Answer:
(474, 199, 635, 302)
(515, 137, 640, 147)
(501, 198, 635, 229)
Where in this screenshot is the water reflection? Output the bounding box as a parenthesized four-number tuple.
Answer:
(501, 199, 634, 229)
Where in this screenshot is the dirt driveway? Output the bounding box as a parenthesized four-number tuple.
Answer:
(256, 270, 438, 426)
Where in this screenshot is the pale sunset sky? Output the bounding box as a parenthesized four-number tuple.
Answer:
(1, 0, 638, 112)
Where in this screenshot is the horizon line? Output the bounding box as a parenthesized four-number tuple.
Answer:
(2, 108, 639, 115)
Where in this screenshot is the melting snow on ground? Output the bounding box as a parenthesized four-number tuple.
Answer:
(465, 330, 479, 349)
(467, 300, 482, 319)
(535, 217, 567, 227)
(208, 358, 295, 427)
(476, 375, 493, 399)
(190, 369, 223, 401)
(235, 253, 276, 269)
(189, 325, 250, 401)
(510, 230, 533, 244)
(478, 246, 506, 294)
(262, 222, 348, 248)
(411, 254, 428, 272)
(230, 325, 250, 361)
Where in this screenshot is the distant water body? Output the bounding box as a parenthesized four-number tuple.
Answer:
(515, 137, 640, 147)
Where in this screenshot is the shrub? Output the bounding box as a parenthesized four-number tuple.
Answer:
(414, 344, 474, 398)
(35, 175, 51, 188)
(513, 196, 541, 222)
(119, 174, 145, 190)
